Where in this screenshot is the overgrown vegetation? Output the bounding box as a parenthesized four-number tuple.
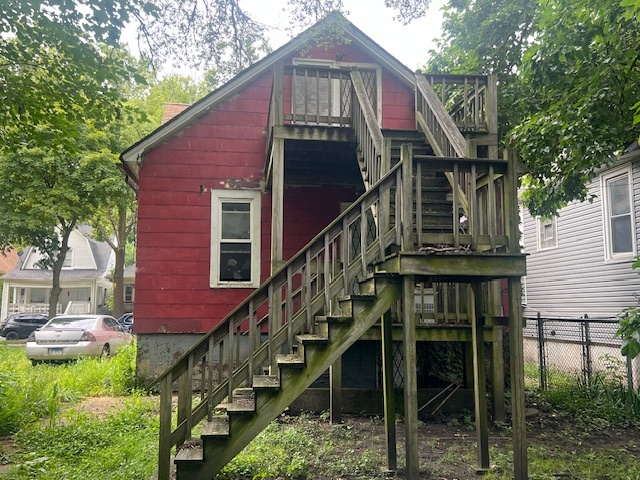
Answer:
(0, 343, 138, 436)
(2, 344, 640, 479)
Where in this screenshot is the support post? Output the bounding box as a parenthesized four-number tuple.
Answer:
(508, 278, 528, 479)
(381, 311, 397, 471)
(402, 276, 419, 478)
(491, 332, 506, 423)
(330, 356, 343, 425)
(470, 282, 489, 471)
(271, 137, 285, 273)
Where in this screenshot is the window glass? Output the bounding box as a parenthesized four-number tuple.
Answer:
(31, 288, 46, 303)
(602, 168, 635, 260)
(62, 249, 73, 268)
(221, 203, 250, 239)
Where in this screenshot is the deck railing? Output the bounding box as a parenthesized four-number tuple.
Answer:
(153, 155, 412, 480)
(7, 303, 62, 315)
(414, 154, 510, 251)
(284, 65, 353, 126)
(425, 74, 496, 134)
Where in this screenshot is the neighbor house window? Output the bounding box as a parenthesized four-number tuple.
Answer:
(210, 190, 261, 288)
(124, 285, 134, 303)
(62, 249, 73, 269)
(602, 165, 636, 261)
(30, 288, 46, 303)
(537, 216, 557, 250)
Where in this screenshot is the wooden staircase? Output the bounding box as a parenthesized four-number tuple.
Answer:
(153, 72, 529, 480)
(174, 275, 400, 479)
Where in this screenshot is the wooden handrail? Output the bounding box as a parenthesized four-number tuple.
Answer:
(154, 158, 408, 480)
(351, 69, 387, 187)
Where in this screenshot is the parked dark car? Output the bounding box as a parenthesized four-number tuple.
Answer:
(116, 313, 134, 332)
(1, 313, 49, 340)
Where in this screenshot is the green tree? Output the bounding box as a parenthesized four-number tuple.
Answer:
(428, 0, 640, 216)
(0, 124, 124, 318)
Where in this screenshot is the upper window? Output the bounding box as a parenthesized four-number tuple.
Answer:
(62, 249, 73, 269)
(601, 165, 636, 261)
(210, 190, 261, 288)
(537, 216, 558, 251)
(124, 285, 134, 303)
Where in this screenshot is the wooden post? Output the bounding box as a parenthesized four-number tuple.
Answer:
(402, 276, 419, 478)
(401, 144, 415, 251)
(491, 332, 506, 423)
(271, 137, 285, 273)
(486, 75, 499, 161)
(509, 278, 528, 479)
(488, 281, 506, 423)
(330, 356, 343, 425)
(158, 375, 173, 480)
(381, 311, 397, 471)
(470, 282, 489, 471)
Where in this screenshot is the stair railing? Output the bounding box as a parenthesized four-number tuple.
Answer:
(351, 69, 387, 187)
(153, 159, 407, 480)
(425, 74, 490, 133)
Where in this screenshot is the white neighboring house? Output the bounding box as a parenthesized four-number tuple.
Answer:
(521, 145, 640, 318)
(0, 228, 114, 320)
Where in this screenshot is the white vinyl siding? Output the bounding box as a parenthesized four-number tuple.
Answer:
(210, 190, 261, 288)
(521, 160, 640, 318)
(21, 230, 97, 270)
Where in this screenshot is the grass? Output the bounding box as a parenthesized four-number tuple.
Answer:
(2, 344, 640, 479)
(0, 342, 138, 436)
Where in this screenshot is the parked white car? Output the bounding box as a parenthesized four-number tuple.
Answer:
(26, 315, 132, 365)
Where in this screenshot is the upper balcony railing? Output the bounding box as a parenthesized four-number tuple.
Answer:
(424, 74, 497, 135)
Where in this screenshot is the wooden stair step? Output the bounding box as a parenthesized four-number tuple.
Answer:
(219, 389, 255, 412)
(202, 416, 230, 437)
(252, 374, 280, 389)
(275, 353, 305, 368)
(295, 334, 329, 344)
(175, 440, 204, 463)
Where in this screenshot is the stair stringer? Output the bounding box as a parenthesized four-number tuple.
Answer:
(183, 276, 401, 480)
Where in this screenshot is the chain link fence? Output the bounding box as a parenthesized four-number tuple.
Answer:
(523, 313, 640, 393)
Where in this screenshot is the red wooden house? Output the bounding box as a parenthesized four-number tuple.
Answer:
(121, 12, 528, 480)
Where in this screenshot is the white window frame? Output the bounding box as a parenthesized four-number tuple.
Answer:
(124, 285, 134, 303)
(601, 164, 636, 262)
(536, 216, 558, 251)
(210, 190, 261, 288)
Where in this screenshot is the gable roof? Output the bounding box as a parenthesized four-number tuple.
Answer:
(120, 12, 416, 183)
(3, 233, 113, 281)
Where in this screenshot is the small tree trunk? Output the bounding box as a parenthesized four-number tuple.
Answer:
(111, 207, 127, 318)
(49, 224, 74, 318)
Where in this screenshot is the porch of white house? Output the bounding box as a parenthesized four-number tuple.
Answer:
(0, 282, 110, 320)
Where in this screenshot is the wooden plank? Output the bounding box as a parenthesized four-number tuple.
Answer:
(470, 282, 490, 470)
(420, 233, 509, 248)
(381, 311, 397, 471)
(330, 356, 343, 425)
(393, 253, 527, 278)
(272, 124, 355, 142)
(351, 70, 384, 151)
(402, 276, 419, 479)
(508, 278, 528, 479)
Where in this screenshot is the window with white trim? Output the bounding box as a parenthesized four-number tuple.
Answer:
(536, 216, 557, 251)
(62, 249, 73, 269)
(210, 190, 261, 288)
(601, 165, 636, 261)
(124, 285, 134, 303)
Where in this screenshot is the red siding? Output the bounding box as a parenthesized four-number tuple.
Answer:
(134, 38, 418, 335)
(381, 71, 415, 130)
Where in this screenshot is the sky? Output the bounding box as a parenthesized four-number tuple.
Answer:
(240, 0, 448, 70)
